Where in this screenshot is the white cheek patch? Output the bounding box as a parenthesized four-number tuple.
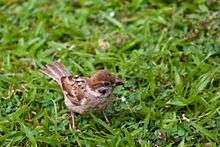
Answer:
(86, 86, 101, 97)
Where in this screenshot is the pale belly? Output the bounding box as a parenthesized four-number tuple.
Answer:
(64, 95, 113, 114)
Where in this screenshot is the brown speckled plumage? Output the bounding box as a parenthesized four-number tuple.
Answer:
(41, 61, 123, 128)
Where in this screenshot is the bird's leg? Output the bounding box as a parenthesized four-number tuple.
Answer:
(102, 111, 111, 125)
(71, 111, 75, 129)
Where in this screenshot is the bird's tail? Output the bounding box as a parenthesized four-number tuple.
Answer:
(41, 61, 71, 85)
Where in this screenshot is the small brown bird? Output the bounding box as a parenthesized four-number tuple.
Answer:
(41, 61, 123, 128)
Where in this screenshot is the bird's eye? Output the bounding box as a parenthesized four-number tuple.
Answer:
(104, 82, 110, 86)
(98, 89, 107, 94)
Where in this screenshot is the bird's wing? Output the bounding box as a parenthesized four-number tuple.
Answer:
(61, 76, 87, 105)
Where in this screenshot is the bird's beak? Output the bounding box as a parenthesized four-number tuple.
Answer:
(115, 79, 124, 86)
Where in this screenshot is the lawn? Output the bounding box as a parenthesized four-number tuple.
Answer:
(0, 0, 220, 146)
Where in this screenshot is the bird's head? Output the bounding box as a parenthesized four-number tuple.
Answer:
(87, 70, 124, 98)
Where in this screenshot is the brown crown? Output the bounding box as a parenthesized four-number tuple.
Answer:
(87, 70, 120, 90)
(94, 70, 116, 83)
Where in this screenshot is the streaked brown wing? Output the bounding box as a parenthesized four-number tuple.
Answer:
(61, 76, 86, 105)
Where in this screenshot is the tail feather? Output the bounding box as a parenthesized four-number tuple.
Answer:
(41, 61, 70, 85)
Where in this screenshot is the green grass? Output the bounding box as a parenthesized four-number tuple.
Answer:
(0, 0, 220, 146)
